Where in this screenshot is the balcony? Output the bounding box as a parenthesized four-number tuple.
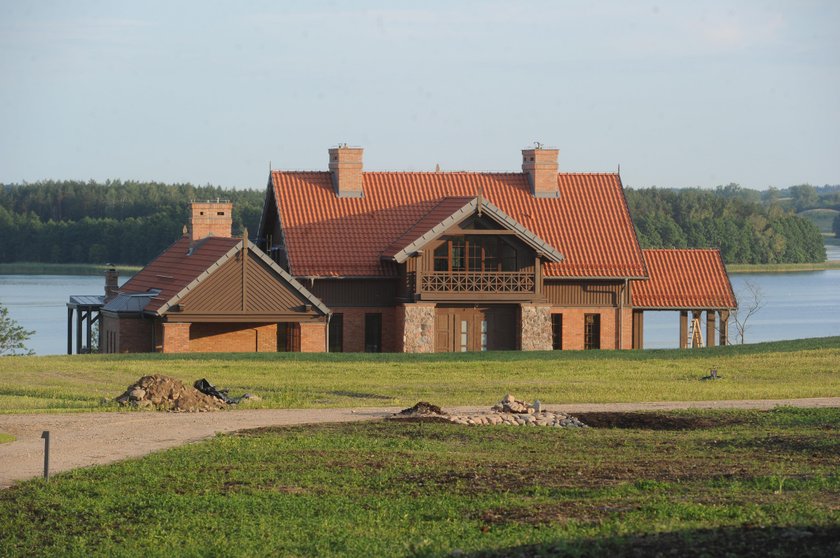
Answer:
(420, 271, 535, 296)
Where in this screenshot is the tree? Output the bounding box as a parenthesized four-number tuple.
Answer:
(0, 302, 34, 356)
(834, 213, 840, 239)
(730, 281, 764, 345)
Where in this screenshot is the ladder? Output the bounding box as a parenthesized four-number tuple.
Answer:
(689, 317, 704, 348)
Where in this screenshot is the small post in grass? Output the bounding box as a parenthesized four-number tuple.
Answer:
(41, 431, 50, 481)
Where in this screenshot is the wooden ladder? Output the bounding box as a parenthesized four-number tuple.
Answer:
(689, 317, 704, 348)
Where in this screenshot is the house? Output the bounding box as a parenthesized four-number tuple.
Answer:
(92, 144, 736, 354)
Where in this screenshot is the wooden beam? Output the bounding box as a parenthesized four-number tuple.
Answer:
(67, 308, 73, 355)
(720, 310, 730, 346)
(679, 310, 688, 349)
(706, 310, 716, 347)
(75, 309, 83, 355)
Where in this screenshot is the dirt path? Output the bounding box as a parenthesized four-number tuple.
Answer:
(2, 397, 838, 489)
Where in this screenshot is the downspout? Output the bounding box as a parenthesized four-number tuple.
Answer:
(325, 312, 332, 353)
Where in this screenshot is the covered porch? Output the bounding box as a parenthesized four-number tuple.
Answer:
(66, 295, 104, 354)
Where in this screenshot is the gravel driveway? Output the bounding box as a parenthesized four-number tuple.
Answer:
(2, 397, 838, 489)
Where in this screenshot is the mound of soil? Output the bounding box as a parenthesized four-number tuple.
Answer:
(116, 375, 227, 412)
(399, 401, 445, 416)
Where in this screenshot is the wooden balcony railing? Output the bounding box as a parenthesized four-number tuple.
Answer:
(420, 271, 535, 294)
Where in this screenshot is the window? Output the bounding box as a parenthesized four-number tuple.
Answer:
(432, 236, 518, 272)
(329, 314, 343, 352)
(365, 313, 382, 353)
(277, 323, 300, 352)
(552, 314, 563, 350)
(584, 314, 600, 350)
(480, 319, 488, 351)
(460, 319, 468, 352)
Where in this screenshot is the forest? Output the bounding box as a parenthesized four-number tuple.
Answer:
(0, 180, 834, 265)
(624, 184, 830, 264)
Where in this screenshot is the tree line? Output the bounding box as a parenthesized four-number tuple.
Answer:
(0, 179, 831, 266)
(625, 185, 826, 264)
(0, 180, 264, 265)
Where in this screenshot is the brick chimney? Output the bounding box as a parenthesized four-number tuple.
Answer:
(104, 267, 119, 302)
(521, 146, 559, 198)
(190, 201, 233, 240)
(329, 145, 364, 198)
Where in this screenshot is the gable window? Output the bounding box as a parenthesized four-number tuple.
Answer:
(433, 236, 517, 272)
(584, 314, 600, 350)
(329, 313, 343, 352)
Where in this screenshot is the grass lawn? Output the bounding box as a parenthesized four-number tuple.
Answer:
(0, 433, 15, 444)
(0, 262, 141, 276)
(1, 337, 839, 414)
(727, 261, 840, 273)
(0, 408, 837, 557)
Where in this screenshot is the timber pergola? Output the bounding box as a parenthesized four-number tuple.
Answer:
(66, 295, 104, 354)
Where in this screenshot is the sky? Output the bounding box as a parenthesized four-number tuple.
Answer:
(1, 0, 838, 191)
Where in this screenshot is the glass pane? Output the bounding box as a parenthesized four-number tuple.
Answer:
(460, 320, 468, 352)
(481, 319, 488, 351)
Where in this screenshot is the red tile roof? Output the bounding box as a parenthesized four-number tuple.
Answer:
(632, 249, 737, 309)
(118, 236, 240, 313)
(271, 171, 646, 278)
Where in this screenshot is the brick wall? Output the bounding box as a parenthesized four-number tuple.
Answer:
(550, 307, 634, 350)
(102, 314, 156, 353)
(162, 322, 191, 353)
(188, 322, 278, 353)
(300, 322, 327, 352)
(329, 307, 397, 352)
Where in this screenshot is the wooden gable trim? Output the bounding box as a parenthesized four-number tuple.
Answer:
(157, 239, 329, 317)
(388, 198, 564, 264)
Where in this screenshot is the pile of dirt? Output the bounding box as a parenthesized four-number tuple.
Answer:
(116, 375, 228, 412)
(398, 401, 445, 416)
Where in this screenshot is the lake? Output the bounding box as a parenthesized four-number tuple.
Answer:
(1, 269, 839, 355)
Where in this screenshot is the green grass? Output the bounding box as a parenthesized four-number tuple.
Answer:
(727, 261, 840, 273)
(0, 408, 837, 557)
(0, 262, 141, 276)
(0, 433, 15, 444)
(2, 337, 839, 414)
(798, 208, 839, 234)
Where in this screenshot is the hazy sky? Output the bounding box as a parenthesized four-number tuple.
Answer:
(1, 1, 838, 190)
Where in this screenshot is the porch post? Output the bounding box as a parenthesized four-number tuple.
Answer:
(692, 310, 702, 348)
(67, 307, 74, 355)
(75, 309, 83, 354)
(85, 310, 93, 353)
(679, 310, 688, 349)
(719, 310, 730, 346)
(706, 310, 716, 348)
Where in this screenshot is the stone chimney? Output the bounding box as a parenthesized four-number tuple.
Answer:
(329, 145, 364, 198)
(521, 145, 559, 198)
(104, 267, 119, 302)
(190, 201, 233, 240)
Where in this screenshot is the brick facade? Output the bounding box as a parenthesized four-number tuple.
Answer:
(328, 306, 396, 352)
(549, 307, 634, 350)
(189, 323, 278, 353)
(300, 322, 327, 352)
(101, 314, 157, 353)
(162, 322, 191, 353)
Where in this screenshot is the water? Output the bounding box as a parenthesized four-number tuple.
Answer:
(1, 271, 838, 355)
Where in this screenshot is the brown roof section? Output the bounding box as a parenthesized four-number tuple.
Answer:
(118, 236, 241, 313)
(270, 171, 646, 278)
(632, 249, 737, 310)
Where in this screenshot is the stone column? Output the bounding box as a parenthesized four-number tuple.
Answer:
(520, 304, 552, 351)
(401, 303, 435, 353)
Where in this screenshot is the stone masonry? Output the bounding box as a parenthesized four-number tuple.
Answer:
(520, 304, 552, 351)
(401, 303, 436, 353)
